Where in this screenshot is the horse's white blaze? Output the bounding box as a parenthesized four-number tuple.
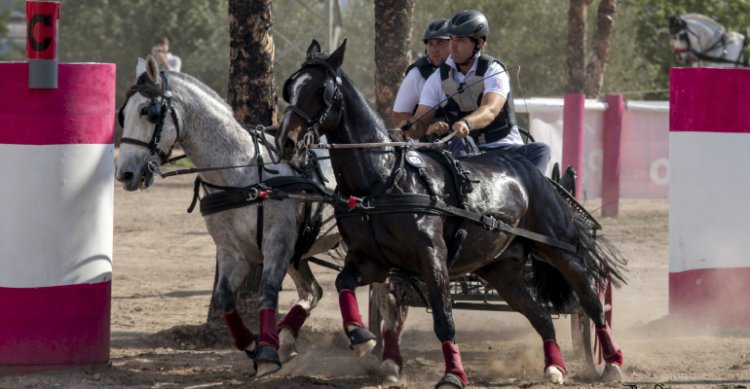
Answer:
(290, 73, 312, 105)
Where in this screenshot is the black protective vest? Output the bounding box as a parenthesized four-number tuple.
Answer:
(404, 56, 445, 119)
(405, 56, 437, 80)
(439, 54, 517, 145)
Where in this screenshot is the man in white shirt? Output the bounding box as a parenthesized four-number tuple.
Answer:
(391, 19, 451, 126)
(151, 36, 182, 73)
(405, 10, 550, 172)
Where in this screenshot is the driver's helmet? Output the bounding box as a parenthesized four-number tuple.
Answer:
(448, 9, 489, 41)
(423, 18, 450, 44)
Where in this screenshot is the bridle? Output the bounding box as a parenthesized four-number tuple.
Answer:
(282, 59, 343, 141)
(118, 72, 181, 165)
(669, 16, 747, 67)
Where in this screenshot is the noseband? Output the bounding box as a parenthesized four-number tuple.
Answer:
(119, 72, 181, 165)
(283, 60, 343, 140)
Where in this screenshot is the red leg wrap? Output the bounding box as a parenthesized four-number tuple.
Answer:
(258, 308, 279, 348)
(223, 309, 254, 350)
(339, 289, 364, 330)
(543, 339, 567, 375)
(595, 324, 623, 365)
(441, 341, 468, 386)
(381, 329, 403, 370)
(277, 304, 308, 338)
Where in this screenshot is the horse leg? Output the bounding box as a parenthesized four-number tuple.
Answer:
(214, 250, 257, 364)
(537, 248, 623, 382)
(371, 280, 408, 383)
(475, 252, 566, 384)
(277, 259, 323, 363)
(254, 231, 297, 377)
(335, 253, 385, 359)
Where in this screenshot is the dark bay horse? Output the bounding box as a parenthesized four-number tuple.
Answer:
(115, 55, 344, 377)
(277, 40, 627, 388)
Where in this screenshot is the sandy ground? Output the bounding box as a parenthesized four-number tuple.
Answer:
(1, 173, 749, 389)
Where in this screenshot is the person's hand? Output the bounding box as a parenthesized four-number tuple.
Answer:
(151, 46, 169, 67)
(451, 120, 471, 138)
(426, 121, 450, 137)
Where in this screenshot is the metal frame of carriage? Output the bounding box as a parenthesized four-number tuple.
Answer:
(365, 268, 613, 378)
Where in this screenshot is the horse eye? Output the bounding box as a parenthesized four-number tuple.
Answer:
(139, 107, 149, 116)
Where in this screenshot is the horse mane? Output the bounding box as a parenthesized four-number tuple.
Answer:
(304, 51, 388, 133)
(681, 13, 726, 36)
(124, 71, 230, 111)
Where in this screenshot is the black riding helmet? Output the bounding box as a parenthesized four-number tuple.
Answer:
(423, 18, 450, 43)
(448, 9, 489, 41)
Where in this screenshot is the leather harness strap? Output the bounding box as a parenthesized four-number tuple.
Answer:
(335, 193, 577, 253)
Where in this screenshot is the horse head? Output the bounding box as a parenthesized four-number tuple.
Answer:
(116, 55, 182, 191)
(669, 15, 694, 64)
(277, 39, 347, 161)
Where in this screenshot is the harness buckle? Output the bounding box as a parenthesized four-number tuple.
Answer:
(480, 215, 498, 230)
(147, 158, 161, 176)
(360, 197, 375, 210)
(246, 188, 259, 201)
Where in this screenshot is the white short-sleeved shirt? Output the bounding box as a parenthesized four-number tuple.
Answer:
(392, 66, 434, 114)
(419, 54, 523, 146)
(166, 53, 182, 72)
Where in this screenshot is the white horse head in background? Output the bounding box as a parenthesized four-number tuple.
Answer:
(669, 13, 749, 67)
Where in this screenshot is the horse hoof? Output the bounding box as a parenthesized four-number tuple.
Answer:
(544, 365, 565, 384)
(380, 359, 401, 384)
(278, 328, 298, 363)
(435, 373, 465, 389)
(602, 363, 623, 382)
(352, 339, 376, 359)
(255, 361, 281, 377)
(347, 327, 377, 359)
(254, 344, 282, 378)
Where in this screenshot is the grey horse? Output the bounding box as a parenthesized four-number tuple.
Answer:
(116, 55, 352, 377)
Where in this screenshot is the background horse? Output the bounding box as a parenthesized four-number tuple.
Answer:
(278, 40, 627, 388)
(116, 55, 344, 377)
(669, 13, 749, 67)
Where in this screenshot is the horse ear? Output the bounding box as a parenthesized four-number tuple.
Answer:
(145, 55, 161, 85)
(135, 57, 147, 80)
(327, 39, 347, 68)
(307, 40, 322, 58)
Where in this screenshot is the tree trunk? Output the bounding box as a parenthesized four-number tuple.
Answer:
(584, 0, 617, 98)
(205, 0, 275, 335)
(566, 0, 590, 93)
(374, 0, 414, 128)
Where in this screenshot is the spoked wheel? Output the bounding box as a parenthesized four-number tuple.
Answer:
(570, 279, 613, 377)
(368, 284, 383, 356)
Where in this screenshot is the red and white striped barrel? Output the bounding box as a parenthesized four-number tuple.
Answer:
(669, 68, 750, 325)
(0, 63, 115, 369)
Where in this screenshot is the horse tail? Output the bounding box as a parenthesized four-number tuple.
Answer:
(529, 255, 575, 312)
(568, 205, 629, 290)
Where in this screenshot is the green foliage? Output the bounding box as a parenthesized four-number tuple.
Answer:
(58, 0, 229, 115)
(7, 0, 749, 120)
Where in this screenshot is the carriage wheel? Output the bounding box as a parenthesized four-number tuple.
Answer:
(570, 279, 612, 377)
(368, 284, 383, 356)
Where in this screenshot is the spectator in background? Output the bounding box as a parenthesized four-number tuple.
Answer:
(151, 36, 182, 72)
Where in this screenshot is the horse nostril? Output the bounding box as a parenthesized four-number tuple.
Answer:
(120, 171, 134, 182)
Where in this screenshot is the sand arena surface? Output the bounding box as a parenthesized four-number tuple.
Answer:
(1, 173, 749, 388)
